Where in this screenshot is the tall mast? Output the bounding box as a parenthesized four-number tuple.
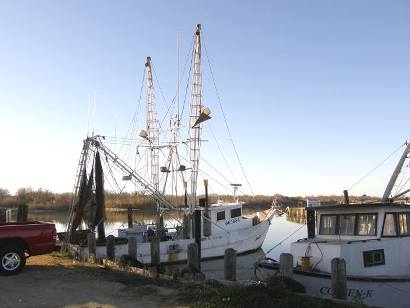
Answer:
(145, 57, 160, 193)
(382, 142, 410, 202)
(188, 24, 202, 212)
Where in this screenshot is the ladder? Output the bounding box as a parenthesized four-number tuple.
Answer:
(65, 138, 92, 243)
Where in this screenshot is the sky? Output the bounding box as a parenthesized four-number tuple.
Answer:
(0, 0, 409, 197)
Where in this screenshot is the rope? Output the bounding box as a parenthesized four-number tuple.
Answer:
(202, 37, 255, 196)
(264, 223, 306, 256)
(201, 212, 230, 235)
(207, 124, 237, 183)
(348, 143, 405, 191)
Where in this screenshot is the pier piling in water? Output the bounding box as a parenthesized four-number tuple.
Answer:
(17, 204, 28, 222)
(224, 248, 237, 281)
(87, 232, 96, 261)
(127, 206, 133, 228)
(331, 258, 347, 300)
(182, 214, 190, 239)
(0, 209, 6, 223)
(279, 253, 293, 278)
(128, 237, 137, 261)
(106, 235, 116, 261)
(187, 243, 200, 272)
(150, 238, 160, 272)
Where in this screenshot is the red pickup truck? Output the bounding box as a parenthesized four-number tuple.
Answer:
(0, 222, 56, 275)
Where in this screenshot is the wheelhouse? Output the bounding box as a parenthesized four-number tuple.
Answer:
(291, 202, 410, 276)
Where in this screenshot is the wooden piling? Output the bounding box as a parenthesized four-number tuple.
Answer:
(106, 235, 115, 261)
(187, 243, 200, 273)
(128, 237, 137, 261)
(87, 232, 96, 261)
(150, 238, 160, 268)
(182, 214, 190, 239)
(331, 258, 347, 300)
(279, 253, 293, 278)
(17, 204, 28, 222)
(127, 206, 133, 228)
(224, 248, 237, 281)
(6, 209, 12, 222)
(0, 209, 6, 224)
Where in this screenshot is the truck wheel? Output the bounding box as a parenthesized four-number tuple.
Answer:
(0, 247, 26, 275)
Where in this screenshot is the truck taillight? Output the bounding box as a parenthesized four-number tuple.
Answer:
(52, 228, 57, 241)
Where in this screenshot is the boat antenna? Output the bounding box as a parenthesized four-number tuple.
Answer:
(177, 32, 180, 125)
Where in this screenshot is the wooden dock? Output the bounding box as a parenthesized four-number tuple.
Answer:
(287, 207, 306, 224)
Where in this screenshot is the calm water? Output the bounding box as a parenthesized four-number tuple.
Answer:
(27, 210, 307, 280)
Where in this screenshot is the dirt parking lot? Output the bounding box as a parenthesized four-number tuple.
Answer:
(0, 254, 183, 308)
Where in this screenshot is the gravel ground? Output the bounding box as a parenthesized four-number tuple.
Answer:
(0, 254, 184, 308)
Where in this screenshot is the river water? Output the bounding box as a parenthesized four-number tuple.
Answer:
(27, 210, 307, 280)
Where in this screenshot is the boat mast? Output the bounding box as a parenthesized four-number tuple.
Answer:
(145, 57, 160, 200)
(382, 142, 410, 202)
(189, 24, 203, 212)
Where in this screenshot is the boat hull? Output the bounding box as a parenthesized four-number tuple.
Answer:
(72, 217, 271, 264)
(257, 262, 410, 308)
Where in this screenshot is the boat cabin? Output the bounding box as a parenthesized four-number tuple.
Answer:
(119, 201, 258, 242)
(291, 202, 410, 277)
(205, 201, 254, 234)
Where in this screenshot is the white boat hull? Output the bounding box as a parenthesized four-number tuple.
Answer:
(73, 217, 271, 264)
(257, 263, 410, 308)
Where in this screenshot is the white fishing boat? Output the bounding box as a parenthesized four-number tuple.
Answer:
(256, 142, 410, 308)
(65, 24, 274, 264)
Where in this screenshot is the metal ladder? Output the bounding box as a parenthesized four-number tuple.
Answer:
(65, 138, 91, 243)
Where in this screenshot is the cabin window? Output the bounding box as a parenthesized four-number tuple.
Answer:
(363, 249, 385, 267)
(357, 214, 377, 236)
(382, 213, 397, 236)
(319, 215, 337, 235)
(399, 213, 410, 236)
(231, 208, 242, 218)
(339, 214, 355, 235)
(216, 211, 225, 221)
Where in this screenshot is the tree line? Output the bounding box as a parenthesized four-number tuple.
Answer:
(0, 187, 379, 211)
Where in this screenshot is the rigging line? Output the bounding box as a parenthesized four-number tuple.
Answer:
(393, 161, 410, 196)
(202, 36, 255, 196)
(176, 34, 195, 120)
(394, 176, 410, 197)
(151, 64, 169, 131)
(347, 143, 405, 191)
(119, 67, 146, 158)
(102, 153, 124, 193)
(179, 155, 232, 194)
(200, 155, 233, 186)
(180, 40, 195, 121)
(264, 223, 307, 256)
(207, 124, 237, 183)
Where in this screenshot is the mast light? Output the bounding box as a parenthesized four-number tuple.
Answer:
(192, 107, 211, 128)
(139, 130, 148, 139)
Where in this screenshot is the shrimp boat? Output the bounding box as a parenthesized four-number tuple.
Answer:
(65, 24, 274, 264)
(256, 142, 410, 308)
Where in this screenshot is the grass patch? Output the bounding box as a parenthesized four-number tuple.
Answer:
(179, 278, 357, 308)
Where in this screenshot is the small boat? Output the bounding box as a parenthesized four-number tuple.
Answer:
(65, 24, 274, 264)
(256, 142, 410, 308)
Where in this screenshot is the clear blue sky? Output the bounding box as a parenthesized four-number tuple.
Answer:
(0, 0, 409, 197)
